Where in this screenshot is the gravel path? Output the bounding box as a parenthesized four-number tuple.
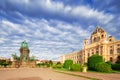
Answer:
(0, 68, 89, 80)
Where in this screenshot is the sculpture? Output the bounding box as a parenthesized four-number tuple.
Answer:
(21, 40, 28, 48)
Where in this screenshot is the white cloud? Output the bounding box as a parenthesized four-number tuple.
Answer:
(0, 18, 91, 60)
(2, 20, 19, 29)
(7, 0, 114, 24)
(0, 38, 8, 43)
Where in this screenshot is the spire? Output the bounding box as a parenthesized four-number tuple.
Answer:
(92, 25, 105, 35)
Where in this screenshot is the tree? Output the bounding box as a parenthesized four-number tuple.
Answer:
(11, 53, 20, 61)
(0, 60, 12, 68)
(88, 54, 103, 70)
(63, 60, 73, 69)
(49, 60, 53, 65)
(57, 61, 61, 65)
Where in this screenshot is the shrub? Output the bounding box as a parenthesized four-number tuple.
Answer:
(95, 62, 112, 73)
(46, 63, 50, 67)
(70, 64, 82, 71)
(88, 54, 103, 70)
(106, 61, 112, 67)
(112, 63, 120, 70)
(52, 64, 57, 69)
(63, 60, 73, 69)
(56, 64, 63, 68)
(52, 63, 63, 69)
(57, 62, 61, 65)
(36, 63, 41, 67)
(84, 62, 88, 67)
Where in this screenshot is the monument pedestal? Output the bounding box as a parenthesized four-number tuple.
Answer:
(11, 61, 19, 68)
(20, 62, 29, 68)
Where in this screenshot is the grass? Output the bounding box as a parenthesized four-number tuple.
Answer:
(55, 68, 68, 71)
(111, 70, 120, 73)
(54, 68, 101, 80)
(54, 68, 120, 80)
(55, 70, 101, 80)
(88, 69, 120, 74)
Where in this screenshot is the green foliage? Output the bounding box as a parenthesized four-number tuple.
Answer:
(36, 60, 53, 68)
(106, 61, 112, 67)
(52, 63, 63, 69)
(95, 62, 112, 73)
(0, 60, 12, 67)
(36, 63, 43, 67)
(52, 64, 57, 69)
(70, 64, 82, 71)
(57, 61, 61, 65)
(84, 62, 88, 67)
(116, 56, 120, 64)
(49, 60, 53, 66)
(112, 63, 120, 70)
(11, 53, 20, 61)
(46, 63, 50, 67)
(88, 54, 103, 70)
(30, 55, 36, 61)
(63, 60, 73, 69)
(56, 64, 63, 68)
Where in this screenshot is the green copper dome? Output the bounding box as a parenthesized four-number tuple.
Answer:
(21, 40, 28, 48)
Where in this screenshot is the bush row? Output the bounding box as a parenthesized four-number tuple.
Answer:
(112, 63, 120, 70)
(95, 62, 112, 73)
(88, 54, 112, 73)
(70, 64, 82, 71)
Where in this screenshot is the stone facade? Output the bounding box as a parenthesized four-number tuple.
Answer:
(60, 51, 83, 64)
(61, 26, 120, 64)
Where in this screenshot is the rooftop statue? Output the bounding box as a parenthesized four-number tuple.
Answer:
(21, 40, 28, 48)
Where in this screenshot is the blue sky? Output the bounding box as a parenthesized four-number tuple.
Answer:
(0, 0, 120, 60)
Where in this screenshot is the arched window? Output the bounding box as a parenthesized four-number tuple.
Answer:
(117, 48, 120, 54)
(109, 39, 112, 42)
(94, 37, 97, 42)
(110, 49, 113, 54)
(88, 53, 90, 57)
(96, 37, 100, 42)
(101, 35, 104, 38)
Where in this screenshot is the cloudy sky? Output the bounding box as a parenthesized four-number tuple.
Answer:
(0, 0, 120, 60)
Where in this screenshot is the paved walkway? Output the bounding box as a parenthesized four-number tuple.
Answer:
(55, 69, 120, 80)
(0, 68, 89, 80)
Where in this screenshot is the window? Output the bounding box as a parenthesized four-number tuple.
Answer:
(96, 47, 99, 51)
(101, 35, 104, 38)
(92, 52, 94, 54)
(117, 48, 120, 54)
(110, 49, 113, 54)
(88, 53, 90, 57)
(117, 44, 120, 46)
(110, 46, 112, 48)
(94, 37, 97, 42)
(109, 39, 111, 42)
(96, 51, 99, 54)
(110, 57, 113, 62)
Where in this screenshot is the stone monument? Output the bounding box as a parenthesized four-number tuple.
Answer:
(20, 40, 30, 67)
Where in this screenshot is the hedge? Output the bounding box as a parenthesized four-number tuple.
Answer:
(63, 60, 73, 69)
(95, 62, 112, 73)
(88, 54, 103, 70)
(52, 64, 63, 69)
(70, 64, 82, 71)
(112, 63, 120, 70)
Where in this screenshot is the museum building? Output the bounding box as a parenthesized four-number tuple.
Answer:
(60, 26, 120, 64)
